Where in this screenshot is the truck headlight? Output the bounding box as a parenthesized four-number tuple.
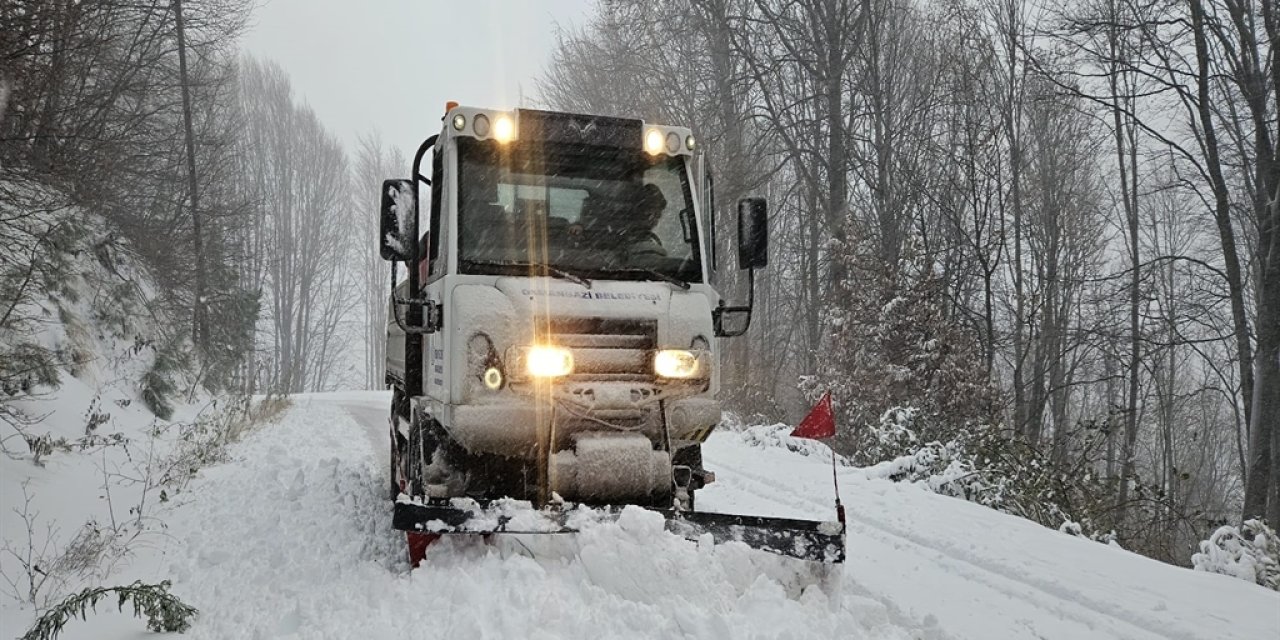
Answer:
(655, 349, 703, 379)
(525, 345, 573, 378)
(483, 367, 503, 389)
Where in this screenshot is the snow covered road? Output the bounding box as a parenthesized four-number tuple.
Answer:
(41, 391, 1279, 640)
(151, 393, 906, 640)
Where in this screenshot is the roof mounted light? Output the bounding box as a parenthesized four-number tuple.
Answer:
(493, 115, 515, 143)
(645, 129, 665, 155)
(473, 113, 491, 137)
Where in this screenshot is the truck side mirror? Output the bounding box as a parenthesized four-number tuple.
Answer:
(380, 178, 415, 261)
(737, 197, 768, 269)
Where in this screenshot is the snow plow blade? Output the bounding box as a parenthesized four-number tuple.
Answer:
(392, 499, 846, 563)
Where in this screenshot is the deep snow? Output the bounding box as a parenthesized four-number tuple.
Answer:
(5, 391, 1278, 639)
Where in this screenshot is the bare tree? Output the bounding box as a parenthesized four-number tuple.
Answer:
(235, 57, 354, 393)
(2, 0, 257, 395)
(353, 134, 404, 390)
(540, 0, 1275, 553)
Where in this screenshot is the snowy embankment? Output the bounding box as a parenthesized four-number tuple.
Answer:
(0, 188, 254, 638)
(14, 392, 1279, 640)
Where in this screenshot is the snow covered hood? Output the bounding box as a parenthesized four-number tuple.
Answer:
(441, 277, 720, 403)
(481, 277, 717, 346)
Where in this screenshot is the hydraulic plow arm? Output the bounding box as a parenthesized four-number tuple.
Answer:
(392, 499, 846, 564)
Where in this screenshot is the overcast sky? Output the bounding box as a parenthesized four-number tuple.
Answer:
(242, 0, 593, 155)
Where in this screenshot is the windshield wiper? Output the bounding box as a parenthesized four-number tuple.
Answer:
(461, 259, 592, 288)
(613, 268, 691, 290)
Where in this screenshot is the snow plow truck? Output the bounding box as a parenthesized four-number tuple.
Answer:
(379, 104, 844, 565)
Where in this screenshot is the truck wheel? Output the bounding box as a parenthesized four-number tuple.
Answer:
(409, 409, 454, 499)
(407, 418, 426, 498)
(389, 390, 408, 499)
(389, 405, 399, 499)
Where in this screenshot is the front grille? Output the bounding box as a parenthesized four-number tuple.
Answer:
(547, 317, 656, 382)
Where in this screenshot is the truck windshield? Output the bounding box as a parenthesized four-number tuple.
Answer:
(456, 138, 702, 284)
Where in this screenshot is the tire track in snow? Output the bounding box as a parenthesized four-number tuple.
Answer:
(840, 511, 1222, 640)
(704, 458, 1183, 640)
(702, 462, 958, 640)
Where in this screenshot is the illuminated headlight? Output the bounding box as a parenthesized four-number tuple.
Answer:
(654, 349, 703, 378)
(493, 115, 515, 143)
(525, 345, 573, 378)
(452, 113, 466, 131)
(645, 129, 665, 155)
(686, 135, 696, 150)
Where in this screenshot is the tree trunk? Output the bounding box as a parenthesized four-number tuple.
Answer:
(1188, 0, 1261, 521)
(1106, 6, 1143, 526)
(1254, 194, 1279, 527)
(1001, 0, 1029, 440)
(174, 0, 206, 354)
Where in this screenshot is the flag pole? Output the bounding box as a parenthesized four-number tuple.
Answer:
(790, 390, 844, 526)
(831, 448, 845, 525)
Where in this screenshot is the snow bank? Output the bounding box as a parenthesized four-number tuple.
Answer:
(0, 185, 247, 635)
(1193, 519, 1280, 590)
(724, 420, 851, 464)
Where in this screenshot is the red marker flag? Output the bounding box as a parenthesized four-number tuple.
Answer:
(791, 390, 844, 525)
(791, 391, 836, 440)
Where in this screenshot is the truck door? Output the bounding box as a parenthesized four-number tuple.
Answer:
(423, 144, 448, 404)
(698, 153, 717, 285)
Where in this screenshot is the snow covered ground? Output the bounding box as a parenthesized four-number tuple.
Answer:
(6, 391, 1278, 639)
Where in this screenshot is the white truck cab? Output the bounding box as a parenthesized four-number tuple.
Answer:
(381, 106, 767, 511)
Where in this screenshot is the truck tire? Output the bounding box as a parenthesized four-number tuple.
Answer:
(409, 407, 458, 499)
(389, 392, 400, 500)
(407, 416, 427, 498)
(389, 389, 409, 500)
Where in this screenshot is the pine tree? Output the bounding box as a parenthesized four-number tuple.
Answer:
(814, 233, 1000, 461)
